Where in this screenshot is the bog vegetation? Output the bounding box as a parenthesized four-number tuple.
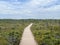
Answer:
(0, 19, 30, 45)
(31, 19, 60, 45)
(0, 19, 60, 45)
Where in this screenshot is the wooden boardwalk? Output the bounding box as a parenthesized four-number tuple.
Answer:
(19, 23, 37, 45)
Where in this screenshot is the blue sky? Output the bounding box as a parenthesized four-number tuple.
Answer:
(0, 0, 60, 19)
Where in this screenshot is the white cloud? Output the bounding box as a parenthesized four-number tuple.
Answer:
(0, 0, 60, 19)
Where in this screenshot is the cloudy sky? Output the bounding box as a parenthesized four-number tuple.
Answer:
(0, 0, 60, 19)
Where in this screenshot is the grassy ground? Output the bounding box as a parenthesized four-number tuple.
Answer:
(0, 19, 60, 45)
(31, 19, 60, 45)
(0, 19, 30, 45)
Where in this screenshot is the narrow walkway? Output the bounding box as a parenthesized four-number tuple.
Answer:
(19, 23, 37, 45)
